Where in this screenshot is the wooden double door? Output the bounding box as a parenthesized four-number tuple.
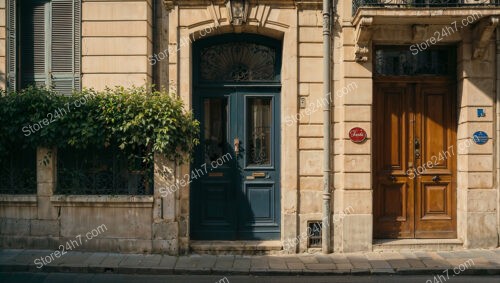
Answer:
(373, 79, 457, 239)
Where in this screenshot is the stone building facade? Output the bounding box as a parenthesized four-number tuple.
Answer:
(0, 0, 499, 254)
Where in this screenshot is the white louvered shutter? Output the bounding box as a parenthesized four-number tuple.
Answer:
(6, 0, 17, 92)
(50, 0, 81, 94)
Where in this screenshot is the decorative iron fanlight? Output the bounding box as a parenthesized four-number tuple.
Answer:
(226, 0, 249, 25)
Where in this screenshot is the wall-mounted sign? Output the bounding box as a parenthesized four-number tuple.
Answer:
(349, 127, 367, 143)
(472, 131, 488, 145)
(477, 108, 486, 118)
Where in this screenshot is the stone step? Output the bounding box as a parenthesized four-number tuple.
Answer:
(190, 240, 283, 255)
(373, 239, 464, 252)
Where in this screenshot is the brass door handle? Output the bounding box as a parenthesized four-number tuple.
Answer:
(234, 137, 240, 155)
(432, 175, 441, 182)
(414, 138, 421, 159)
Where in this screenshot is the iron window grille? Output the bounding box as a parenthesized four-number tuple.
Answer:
(56, 147, 153, 195)
(0, 148, 37, 194)
(353, 0, 500, 15)
(308, 221, 323, 248)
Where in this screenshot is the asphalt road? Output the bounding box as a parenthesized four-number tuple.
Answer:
(0, 273, 499, 283)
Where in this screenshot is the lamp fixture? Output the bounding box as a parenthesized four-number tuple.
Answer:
(226, 0, 249, 26)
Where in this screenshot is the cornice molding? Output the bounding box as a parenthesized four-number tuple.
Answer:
(163, 0, 321, 8)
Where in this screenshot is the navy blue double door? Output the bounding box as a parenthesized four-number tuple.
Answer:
(190, 87, 281, 240)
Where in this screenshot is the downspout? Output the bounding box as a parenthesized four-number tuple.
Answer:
(322, 0, 332, 254)
(496, 27, 500, 246)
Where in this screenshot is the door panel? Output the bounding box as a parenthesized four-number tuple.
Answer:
(191, 94, 237, 240)
(200, 180, 235, 226)
(238, 93, 280, 239)
(191, 89, 280, 240)
(415, 85, 456, 238)
(374, 81, 456, 239)
(374, 84, 414, 238)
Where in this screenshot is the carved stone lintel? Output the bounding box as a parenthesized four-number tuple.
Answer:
(355, 17, 373, 62)
(472, 16, 499, 59)
(412, 24, 429, 42)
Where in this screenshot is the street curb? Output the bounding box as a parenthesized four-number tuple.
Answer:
(1, 264, 499, 276)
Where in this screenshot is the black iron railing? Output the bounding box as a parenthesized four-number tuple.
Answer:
(353, 0, 500, 15)
(0, 149, 37, 194)
(56, 147, 153, 195)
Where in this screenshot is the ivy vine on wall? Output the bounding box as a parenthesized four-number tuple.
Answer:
(0, 86, 200, 165)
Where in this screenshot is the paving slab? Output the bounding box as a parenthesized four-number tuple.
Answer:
(158, 255, 177, 269)
(195, 254, 217, 271)
(328, 254, 350, 264)
(138, 254, 162, 267)
(119, 254, 145, 268)
(0, 250, 23, 265)
(232, 256, 251, 272)
(315, 255, 333, 264)
(174, 256, 197, 272)
(365, 252, 392, 269)
(335, 263, 353, 269)
(286, 262, 305, 271)
(268, 259, 288, 270)
(55, 252, 93, 267)
(347, 254, 372, 269)
(298, 256, 319, 264)
(212, 255, 235, 273)
(82, 252, 107, 271)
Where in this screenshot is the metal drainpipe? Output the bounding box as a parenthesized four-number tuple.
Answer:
(496, 28, 500, 246)
(322, 0, 332, 254)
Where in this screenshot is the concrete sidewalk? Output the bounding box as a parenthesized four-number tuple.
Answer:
(0, 249, 499, 276)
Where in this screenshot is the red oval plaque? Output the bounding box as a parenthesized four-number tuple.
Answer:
(349, 127, 367, 143)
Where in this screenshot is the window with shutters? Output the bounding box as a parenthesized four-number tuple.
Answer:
(7, 0, 81, 95)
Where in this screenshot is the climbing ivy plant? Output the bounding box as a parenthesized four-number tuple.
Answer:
(0, 86, 200, 164)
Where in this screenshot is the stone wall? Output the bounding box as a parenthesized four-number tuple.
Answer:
(81, 0, 153, 90)
(457, 26, 498, 248)
(296, 8, 325, 253)
(0, 148, 179, 254)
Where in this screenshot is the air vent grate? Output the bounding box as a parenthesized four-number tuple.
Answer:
(307, 221, 322, 248)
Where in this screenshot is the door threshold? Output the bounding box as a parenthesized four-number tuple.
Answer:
(190, 240, 282, 255)
(373, 239, 463, 251)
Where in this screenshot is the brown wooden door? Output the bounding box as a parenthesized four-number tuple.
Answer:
(373, 80, 456, 239)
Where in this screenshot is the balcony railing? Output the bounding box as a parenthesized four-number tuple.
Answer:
(353, 0, 500, 15)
